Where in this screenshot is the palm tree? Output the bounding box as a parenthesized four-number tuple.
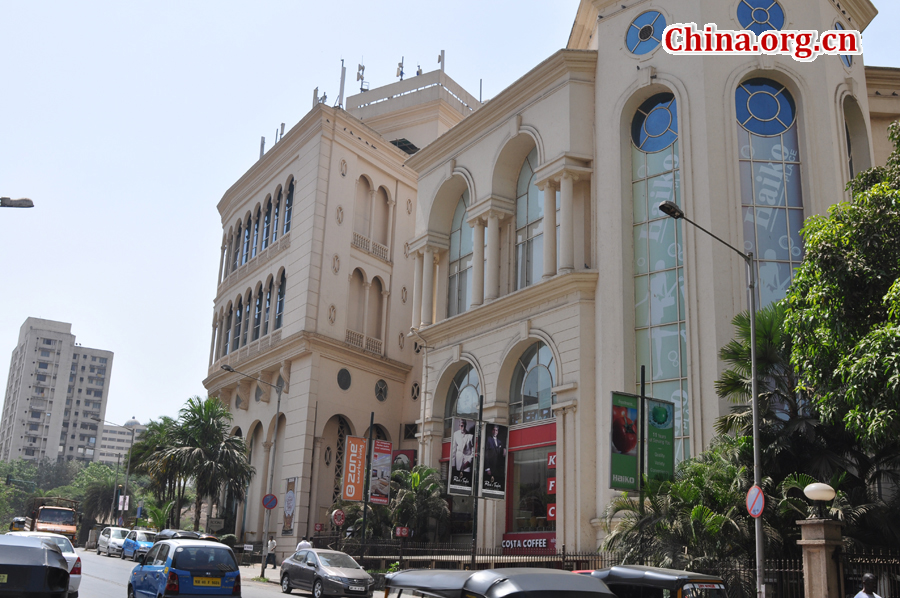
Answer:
(131, 416, 190, 528)
(389, 466, 449, 542)
(162, 396, 254, 531)
(143, 500, 175, 531)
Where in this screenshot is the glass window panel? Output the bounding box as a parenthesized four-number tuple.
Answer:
(634, 224, 649, 275)
(650, 325, 681, 381)
(740, 162, 754, 205)
(653, 379, 683, 431)
(737, 126, 751, 159)
(633, 181, 648, 224)
(784, 163, 802, 207)
(450, 230, 461, 261)
(528, 220, 544, 239)
(680, 323, 688, 377)
(517, 194, 527, 229)
(635, 328, 651, 383)
(460, 269, 471, 313)
(511, 446, 556, 533)
(675, 439, 684, 464)
(673, 169, 682, 209)
(742, 207, 758, 255)
(517, 159, 533, 197)
(530, 235, 543, 285)
(448, 276, 458, 318)
(460, 220, 474, 256)
(647, 148, 671, 178)
(752, 162, 786, 207)
(751, 134, 784, 164)
(634, 275, 650, 329)
(647, 172, 676, 206)
(755, 207, 790, 261)
(632, 144, 647, 181)
(538, 344, 553, 368)
(782, 125, 800, 161)
(678, 265, 686, 321)
(517, 244, 527, 290)
(682, 440, 691, 460)
(528, 182, 542, 223)
(758, 260, 793, 306)
(510, 402, 522, 426)
(452, 198, 466, 231)
(649, 268, 679, 325)
(647, 218, 677, 272)
(788, 209, 805, 260)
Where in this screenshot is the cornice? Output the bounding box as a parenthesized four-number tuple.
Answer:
(406, 50, 598, 174)
(567, 0, 599, 50)
(417, 271, 599, 346)
(836, 0, 878, 31)
(865, 65, 900, 88)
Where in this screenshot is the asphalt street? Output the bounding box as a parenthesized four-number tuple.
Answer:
(76, 546, 289, 597)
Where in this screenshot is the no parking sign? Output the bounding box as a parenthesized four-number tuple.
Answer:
(746, 485, 765, 518)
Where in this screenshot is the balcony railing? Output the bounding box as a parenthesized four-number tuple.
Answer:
(372, 242, 389, 261)
(352, 232, 370, 253)
(346, 329, 365, 350)
(365, 337, 383, 354)
(351, 233, 391, 263)
(346, 330, 384, 355)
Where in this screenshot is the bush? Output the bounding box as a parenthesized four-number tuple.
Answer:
(219, 534, 237, 548)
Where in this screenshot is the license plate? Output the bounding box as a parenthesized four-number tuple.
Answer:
(194, 577, 222, 587)
(0, 574, 6, 583)
(349, 585, 365, 592)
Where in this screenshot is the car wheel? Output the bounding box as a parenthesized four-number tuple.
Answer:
(120, 549, 125, 559)
(313, 578, 324, 598)
(281, 574, 292, 594)
(107, 546, 113, 557)
(96, 545, 101, 555)
(127, 584, 135, 598)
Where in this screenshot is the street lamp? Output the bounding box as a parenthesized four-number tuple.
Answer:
(1, 197, 34, 208)
(221, 364, 284, 578)
(658, 200, 764, 597)
(93, 417, 137, 524)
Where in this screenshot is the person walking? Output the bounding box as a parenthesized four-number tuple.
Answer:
(854, 573, 882, 598)
(265, 537, 277, 570)
(296, 536, 312, 550)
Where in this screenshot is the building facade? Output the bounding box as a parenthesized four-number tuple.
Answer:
(0, 318, 113, 463)
(96, 417, 145, 468)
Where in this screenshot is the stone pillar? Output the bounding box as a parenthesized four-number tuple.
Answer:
(257, 441, 273, 536)
(368, 190, 376, 240)
(307, 437, 323, 538)
(208, 318, 218, 367)
(485, 213, 501, 301)
(542, 181, 557, 280)
(797, 519, 843, 598)
(386, 199, 396, 259)
(380, 291, 390, 354)
(412, 251, 423, 330)
(421, 247, 435, 326)
(362, 282, 372, 337)
(559, 172, 575, 274)
(472, 218, 485, 306)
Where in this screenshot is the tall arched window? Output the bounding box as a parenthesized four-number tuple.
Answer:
(223, 307, 232, 356)
(263, 281, 273, 336)
(232, 223, 241, 272)
(241, 218, 251, 265)
(632, 92, 690, 462)
(509, 341, 555, 425)
(271, 190, 281, 245)
(253, 287, 263, 341)
(232, 297, 243, 352)
(736, 78, 804, 306)
(515, 148, 558, 290)
(275, 271, 286, 330)
(251, 207, 260, 259)
(444, 364, 481, 437)
(283, 181, 294, 235)
(448, 190, 474, 317)
(262, 199, 272, 251)
(242, 294, 251, 346)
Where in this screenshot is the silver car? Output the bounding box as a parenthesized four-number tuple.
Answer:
(280, 548, 373, 597)
(97, 526, 129, 557)
(7, 531, 82, 597)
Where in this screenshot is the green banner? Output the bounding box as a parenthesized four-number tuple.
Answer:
(646, 398, 675, 483)
(610, 392, 639, 491)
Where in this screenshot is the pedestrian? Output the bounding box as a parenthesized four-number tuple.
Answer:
(296, 536, 312, 550)
(265, 536, 276, 570)
(855, 573, 881, 598)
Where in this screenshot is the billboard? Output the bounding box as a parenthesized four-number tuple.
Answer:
(481, 423, 507, 499)
(646, 398, 675, 483)
(391, 449, 417, 471)
(342, 436, 367, 501)
(369, 440, 393, 505)
(448, 417, 475, 496)
(610, 392, 639, 491)
(283, 477, 296, 534)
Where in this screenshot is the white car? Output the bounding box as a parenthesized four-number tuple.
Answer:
(97, 525, 129, 557)
(7, 530, 82, 597)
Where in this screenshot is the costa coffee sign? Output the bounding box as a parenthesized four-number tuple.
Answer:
(501, 532, 556, 554)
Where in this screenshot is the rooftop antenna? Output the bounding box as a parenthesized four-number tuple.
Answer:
(337, 59, 347, 108)
(357, 61, 367, 92)
(312, 87, 319, 110)
(396, 56, 404, 81)
(259, 136, 265, 160)
(438, 50, 445, 72)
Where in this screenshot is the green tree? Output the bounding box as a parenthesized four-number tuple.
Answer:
(132, 416, 190, 528)
(389, 466, 449, 542)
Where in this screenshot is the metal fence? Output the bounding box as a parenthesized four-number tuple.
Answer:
(842, 549, 900, 598)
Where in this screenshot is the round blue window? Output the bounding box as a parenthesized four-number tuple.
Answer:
(737, 0, 785, 35)
(626, 11, 666, 55)
(632, 93, 678, 152)
(834, 22, 852, 68)
(735, 78, 796, 136)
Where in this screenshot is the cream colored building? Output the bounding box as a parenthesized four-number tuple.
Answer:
(205, 0, 900, 553)
(97, 418, 145, 468)
(202, 71, 479, 548)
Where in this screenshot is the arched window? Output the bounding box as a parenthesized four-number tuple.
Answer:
(515, 148, 558, 290)
(232, 297, 243, 352)
(242, 294, 251, 346)
(232, 223, 241, 272)
(251, 207, 260, 259)
(253, 287, 263, 341)
(263, 280, 273, 336)
(241, 218, 251, 265)
(222, 307, 232, 356)
(509, 341, 556, 425)
(736, 78, 804, 306)
(444, 364, 481, 437)
(283, 181, 294, 235)
(275, 271, 286, 330)
(271, 190, 281, 245)
(834, 22, 852, 68)
(355, 178, 372, 238)
(632, 92, 690, 462)
(448, 190, 474, 317)
(262, 199, 272, 251)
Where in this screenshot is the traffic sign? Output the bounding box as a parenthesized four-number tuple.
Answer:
(395, 526, 410, 538)
(262, 494, 278, 510)
(746, 485, 765, 518)
(208, 518, 225, 531)
(332, 509, 345, 527)
(314, 523, 324, 532)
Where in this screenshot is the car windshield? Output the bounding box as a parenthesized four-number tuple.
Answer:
(111, 529, 128, 539)
(136, 532, 156, 542)
(38, 508, 75, 525)
(35, 536, 74, 553)
(172, 546, 237, 571)
(683, 585, 727, 598)
(318, 552, 361, 569)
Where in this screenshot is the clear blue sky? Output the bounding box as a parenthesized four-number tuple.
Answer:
(1, 1, 897, 428)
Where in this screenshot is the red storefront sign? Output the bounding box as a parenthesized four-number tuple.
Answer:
(501, 532, 557, 555)
(547, 505, 556, 521)
(547, 477, 556, 494)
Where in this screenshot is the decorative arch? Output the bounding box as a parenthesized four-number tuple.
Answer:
(426, 173, 472, 236)
(348, 268, 366, 334)
(490, 131, 540, 203)
(842, 93, 872, 177)
(354, 176, 374, 238)
(362, 424, 391, 442)
(496, 332, 562, 416)
(432, 354, 485, 437)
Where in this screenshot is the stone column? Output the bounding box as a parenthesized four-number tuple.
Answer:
(542, 181, 557, 280)
(797, 519, 843, 598)
(307, 436, 323, 538)
(219, 239, 227, 283)
(485, 213, 501, 301)
(362, 282, 372, 338)
(380, 291, 390, 354)
(368, 190, 376, 240)
(257, 441, 273, 536)
(412, 251, 423, 330)
(421, 247, 435, 326)
(471, 217, 485, 307)
(208, 318, 218, 367)
(559, 172, 575, 273)
(386, 199, 396, 259)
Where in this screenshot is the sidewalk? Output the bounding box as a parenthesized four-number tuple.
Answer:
(239, 561, 280, 586)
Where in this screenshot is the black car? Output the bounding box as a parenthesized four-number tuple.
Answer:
(578, 565, 727, 598)
(385, 568, 616, 598)
(152, 529, 201, 544)
(0, 535, 70, 597)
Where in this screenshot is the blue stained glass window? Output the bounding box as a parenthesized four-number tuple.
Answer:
(735, 79, 795, 136)
(835, 22, 852, 68)
(626, 11, 666, 55)
(632, 94, 678, 152)
(737, 0, 785, 35)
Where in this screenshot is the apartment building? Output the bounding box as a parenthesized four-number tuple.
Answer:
(96, 418, 145, 468)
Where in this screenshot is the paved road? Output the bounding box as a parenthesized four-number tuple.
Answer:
(76, 546, 290, 597)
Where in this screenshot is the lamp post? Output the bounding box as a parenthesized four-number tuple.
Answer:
(221, 364, 284, 578)
(0, 197, 34, 208)
(658, 200, 764, 597)
(94, 418, 137, 523)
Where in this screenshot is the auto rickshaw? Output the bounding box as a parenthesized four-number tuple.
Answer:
(385, 568, 617, 598)
(577, 565, 727, 598)
(8, 518, 25, 532)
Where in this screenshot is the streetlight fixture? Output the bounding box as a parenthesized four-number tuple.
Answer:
(658, 200, 764, 597)
(221, 364, 284, 578)
(804, 482, 836, 519)
(93, 417, 137, 524)
(0, 197, 34, 208)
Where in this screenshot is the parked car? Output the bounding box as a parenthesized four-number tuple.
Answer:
(153, 529, 201, 543)
(97, 526, 130, 557)
(6, 532, 81, 597)
(576, 565, 727, 598)
(0, 534, 70, 597)
(280, 549, 374, 597)
(122, 530, 157, 562)
(128, 539, 240, 597)
(385, 568, 616, 598)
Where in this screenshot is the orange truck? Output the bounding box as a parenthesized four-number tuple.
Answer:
(24, 497, 79, 546)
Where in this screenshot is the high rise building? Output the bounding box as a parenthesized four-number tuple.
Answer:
(96, 417, 145, 468)
(0, 318, 113, 463)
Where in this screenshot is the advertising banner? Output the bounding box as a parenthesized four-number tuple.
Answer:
(646, 398, 675, 483)
(448, 417, 475, 496)
(342, 436, 367, 502)
(282, 477, 296, 534)
(610, 392, 639, 491)
(391, 449, 417, 471)
(481, 423, 507, 500)
(369, 440, 393, 505)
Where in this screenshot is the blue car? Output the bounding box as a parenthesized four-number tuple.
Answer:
(122, 530, 157, 562)
(128, 539, 241, 597)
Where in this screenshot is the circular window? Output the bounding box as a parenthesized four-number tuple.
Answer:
(375, 379, 388, 402)
(337, 368, 351, 390)
(626, 11, 665, 55)
(737, 0, 785, 35)
(411, 382, 420, 401)
(632, 94, 678, 152)
(735, 78, 796, 136)
(834, 22, 852, 68)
